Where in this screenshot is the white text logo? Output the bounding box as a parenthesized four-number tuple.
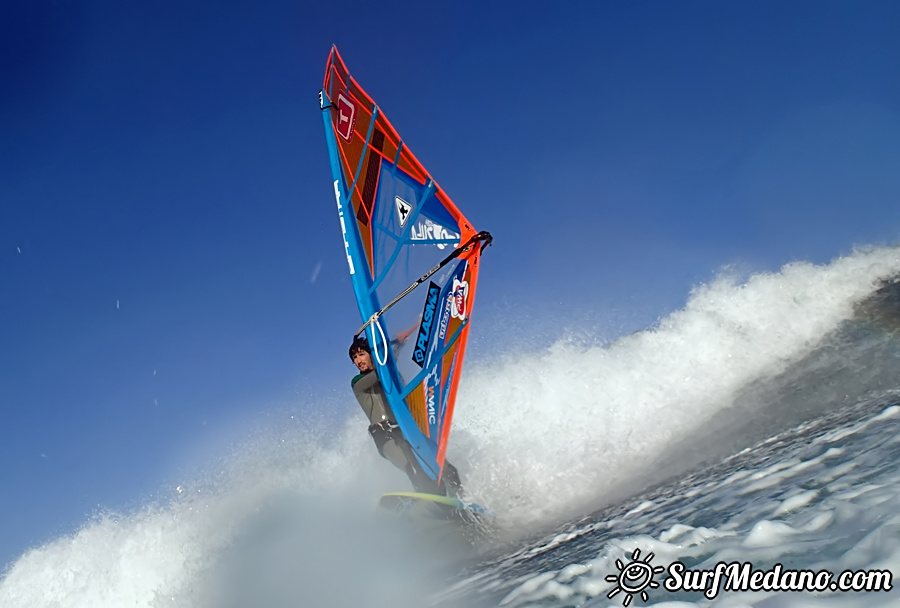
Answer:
(334, 180, 354, 275)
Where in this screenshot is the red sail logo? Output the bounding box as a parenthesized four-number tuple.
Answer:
(451, 278, 469, 321)
(336, 92, 357, 142)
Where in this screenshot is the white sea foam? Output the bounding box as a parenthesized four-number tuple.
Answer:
(452, 246, 900, 530)
(0, 421, 439, 608)
(462, 400, 900, 608)
(2, 246, 900, 607)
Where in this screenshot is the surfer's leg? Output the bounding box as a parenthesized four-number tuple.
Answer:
(393, 437, 445, 495)
(442, 461, 464, 499)
(380, 437, 413, 472)
(386, 438, 444, 494)
(370, 423, 410, 471)
(369, 422, 446, 494)
(407, 466, 445, 495)
(368, 423, 393, 456)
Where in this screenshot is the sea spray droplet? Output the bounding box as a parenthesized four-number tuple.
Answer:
(310, 261, 323, 284)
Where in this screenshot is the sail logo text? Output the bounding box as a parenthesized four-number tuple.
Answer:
(438, 295, 452, 340)
(333, 180, 354, 275)
(451, 278, 468, 320)
(427, 385, 436, 425)
(412, 282, 441, 367)
(410, 219, 459, 250)
(426, 372, 438, 426)
(335, 92, 356, 142)
(424, 366, 441, 431)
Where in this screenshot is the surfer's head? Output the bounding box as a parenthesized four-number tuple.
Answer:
(349, 336, 373, 373)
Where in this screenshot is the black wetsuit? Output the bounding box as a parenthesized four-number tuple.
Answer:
(352, 370, 462, 497)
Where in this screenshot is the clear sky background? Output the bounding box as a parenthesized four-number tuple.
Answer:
(3, 1, 900, 568)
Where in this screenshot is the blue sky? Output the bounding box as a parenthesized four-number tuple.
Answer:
(2, 0, 900, 568)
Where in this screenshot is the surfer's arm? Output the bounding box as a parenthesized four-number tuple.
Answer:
(393, 324, 416, 346)
(389, 321, 419, 354)
(352, 370, 380, 394)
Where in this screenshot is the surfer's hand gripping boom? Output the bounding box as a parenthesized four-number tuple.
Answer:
(354, 231, 492, 341)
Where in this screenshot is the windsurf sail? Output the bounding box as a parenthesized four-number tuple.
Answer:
(320, 46, 491, 484)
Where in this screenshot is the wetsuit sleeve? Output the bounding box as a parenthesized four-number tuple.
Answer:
(352, 370, 379, 396)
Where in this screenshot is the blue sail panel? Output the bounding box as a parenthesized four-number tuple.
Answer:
(321, 46, 488, 481)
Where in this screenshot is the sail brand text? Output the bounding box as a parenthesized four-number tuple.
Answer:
(423, 367, 440, 428)
(412, 282, 442, 367)
(427, 382, 437, 425)
(410, 219, 459, 250)
(438, 294, 452, 340)
(333, 180, 354, 275)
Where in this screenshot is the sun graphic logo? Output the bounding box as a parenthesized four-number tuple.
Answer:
(606, 548, 665, 606)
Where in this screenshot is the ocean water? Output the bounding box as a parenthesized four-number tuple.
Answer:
(437, 393, 900, 608)
(2, 246, 900, 607)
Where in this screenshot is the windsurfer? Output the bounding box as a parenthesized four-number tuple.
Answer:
(349, 335, 463, 498)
